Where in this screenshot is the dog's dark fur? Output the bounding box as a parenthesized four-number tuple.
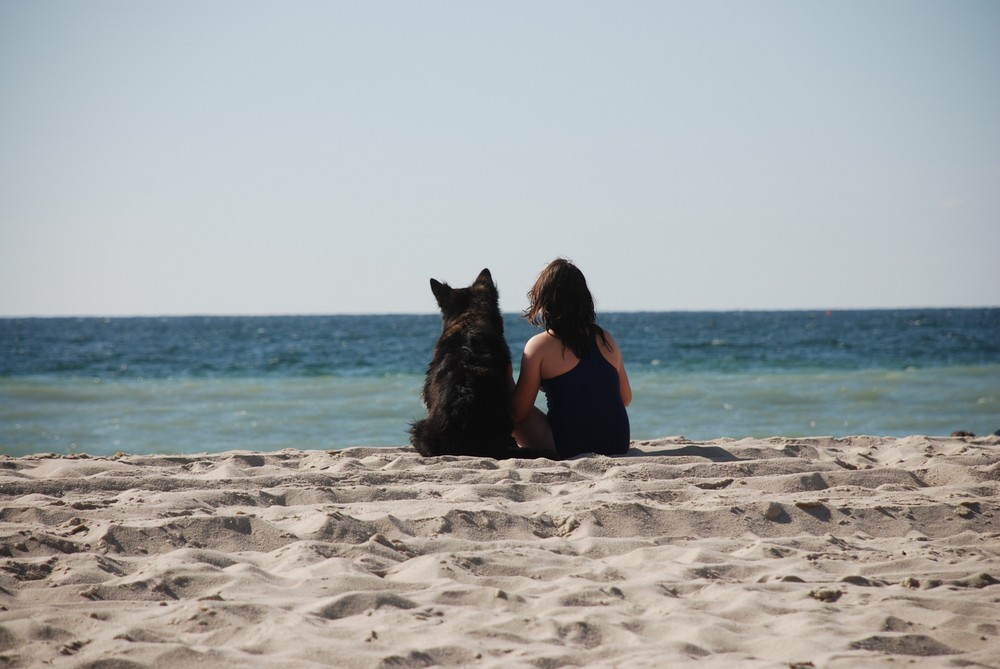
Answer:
(410, 268, 548, 459)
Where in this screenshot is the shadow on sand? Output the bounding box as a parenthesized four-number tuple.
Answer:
(625, 444, 743, 462)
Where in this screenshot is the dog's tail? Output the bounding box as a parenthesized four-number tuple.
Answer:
(408, 418, 436, 457)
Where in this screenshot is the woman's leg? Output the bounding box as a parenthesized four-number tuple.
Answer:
(513, 406, 557, 457)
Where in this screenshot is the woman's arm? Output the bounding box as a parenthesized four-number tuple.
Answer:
(510, 334, 545, 422)
(603, 330, 632, 407)
(617, 359, 632, 407)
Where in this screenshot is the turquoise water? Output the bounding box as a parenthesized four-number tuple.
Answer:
(1, 374, 421, 454)
(2, 310, 998, 455)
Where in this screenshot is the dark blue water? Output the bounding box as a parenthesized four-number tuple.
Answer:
(2, 310, 998, 455)
(3, 310, 997, 378)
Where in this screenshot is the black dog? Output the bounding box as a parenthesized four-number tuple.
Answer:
(410, 268, 548, 459)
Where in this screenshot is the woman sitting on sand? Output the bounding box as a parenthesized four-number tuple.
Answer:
(510, 258, 632, 459)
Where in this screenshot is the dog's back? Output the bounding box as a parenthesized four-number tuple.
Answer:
(410, 269, 546, 459)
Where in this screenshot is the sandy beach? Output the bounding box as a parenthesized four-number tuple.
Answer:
(1, 435, 998, 668)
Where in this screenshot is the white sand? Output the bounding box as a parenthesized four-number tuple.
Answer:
(1, 435, 998, 668)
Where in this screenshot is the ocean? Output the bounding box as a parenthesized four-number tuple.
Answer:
(2, 309, 998, 456)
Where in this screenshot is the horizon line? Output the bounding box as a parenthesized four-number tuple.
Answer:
(2, 304, 998, 320)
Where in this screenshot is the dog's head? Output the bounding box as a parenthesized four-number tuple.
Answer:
(429, 268, 500, 323)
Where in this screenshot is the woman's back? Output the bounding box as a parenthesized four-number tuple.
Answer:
(541, 333, 630, 458)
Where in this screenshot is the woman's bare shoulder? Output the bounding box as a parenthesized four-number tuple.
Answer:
(599, 328, 621, 350)
(598, 328, 625, 366)
(525, 330, 562, 355)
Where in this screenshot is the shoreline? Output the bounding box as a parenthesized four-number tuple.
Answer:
(2, 435, 998, 667)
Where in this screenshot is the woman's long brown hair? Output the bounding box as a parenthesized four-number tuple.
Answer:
(523, 258, 609, 359)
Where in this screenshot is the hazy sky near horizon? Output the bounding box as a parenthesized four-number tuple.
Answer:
(1, 1, 998, 316)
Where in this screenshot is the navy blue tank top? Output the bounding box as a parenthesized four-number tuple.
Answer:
(541, 334, 630, 458)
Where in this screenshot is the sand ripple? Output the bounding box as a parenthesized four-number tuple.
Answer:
(2, 435, 999, 667)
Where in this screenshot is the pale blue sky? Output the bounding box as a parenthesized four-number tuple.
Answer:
(1, 1, 998, 316)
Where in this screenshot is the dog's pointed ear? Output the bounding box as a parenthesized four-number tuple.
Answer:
(430, 278, 451, 306)
(475, 268, 499, 299)
(475, 268, 494, 289)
